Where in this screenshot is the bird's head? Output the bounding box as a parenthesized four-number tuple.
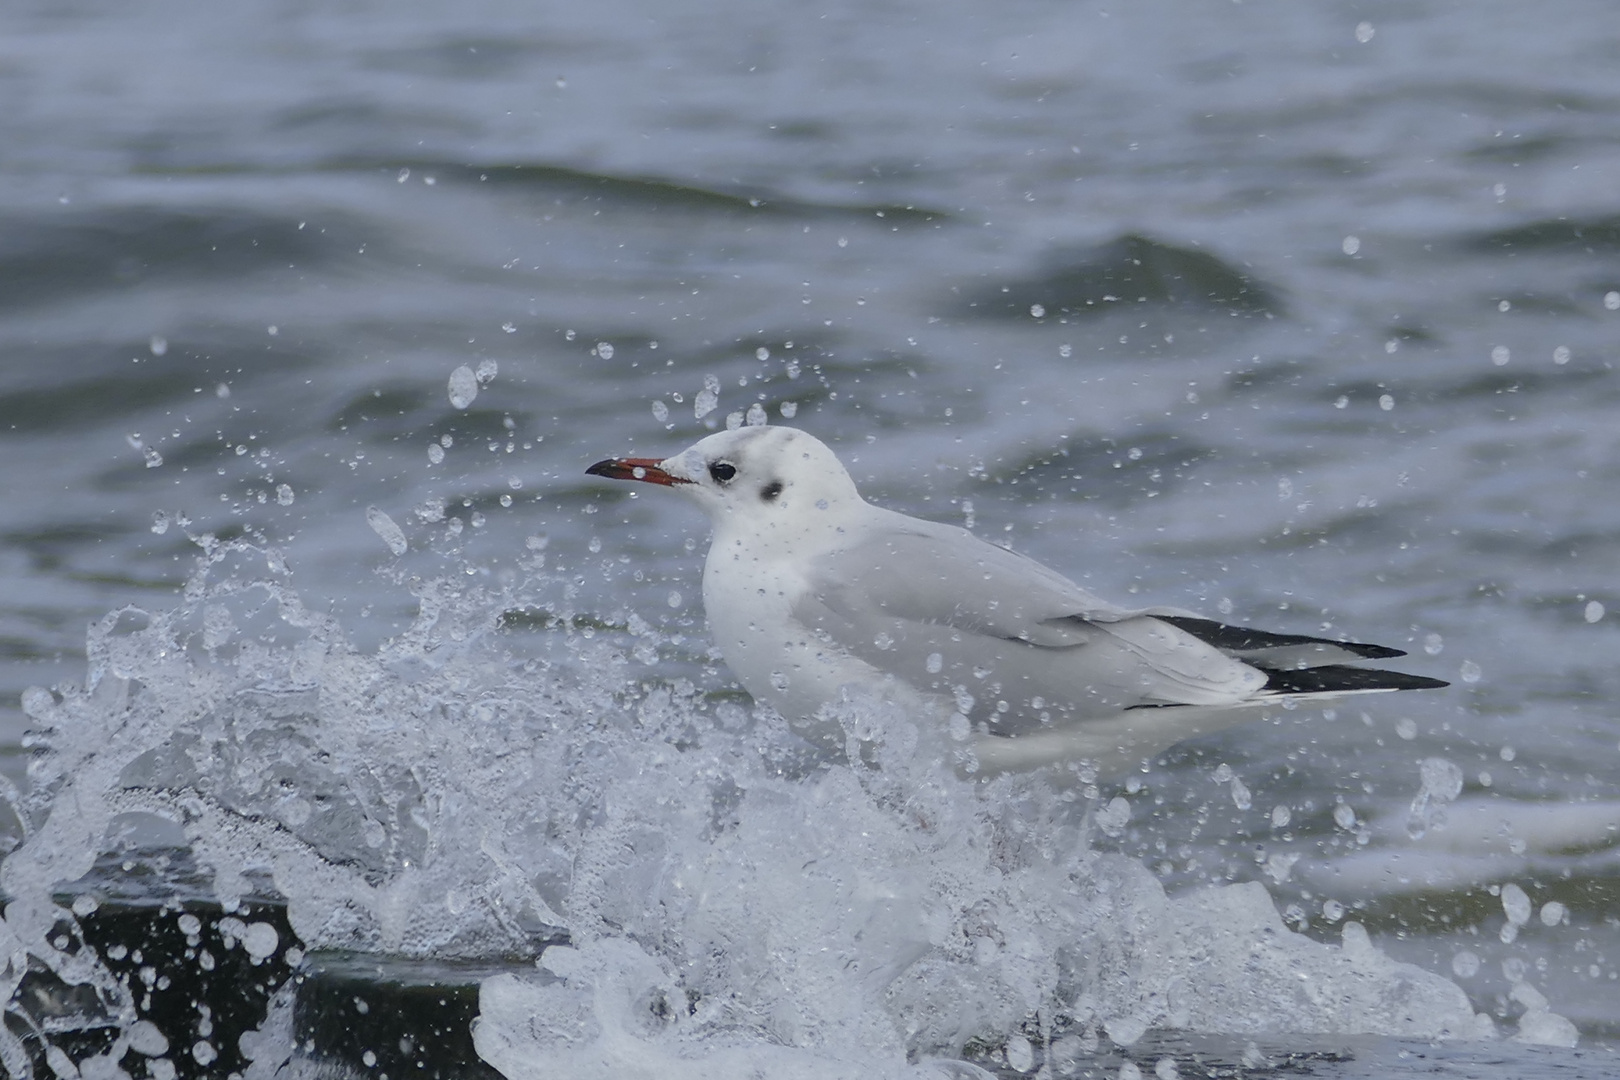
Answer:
(587, 425, 864, 543)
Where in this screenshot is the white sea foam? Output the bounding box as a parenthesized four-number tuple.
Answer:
(0, 541, 1521, 1074)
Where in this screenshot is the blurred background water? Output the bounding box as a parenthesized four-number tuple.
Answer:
(2, 0, 1619, 1074)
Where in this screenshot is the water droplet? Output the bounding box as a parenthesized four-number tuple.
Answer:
(447, 365, 478, 409)
(1406, 757, 1464, 838)
(366, 507, 408, 555)
(925, 652, 944, 674)
(745, 403, 767, 426)
(1501, 882, 1531, 926)
(440, 434, 454, 448)
(241, 921, 279, 960)
(476, 358, 499, 384)
(1584, 600, 1605, 623)
(1342, 235, 1360, 256)
(1332, 803, 1357, 830)
(724, 411, 743, 429)
(149, 335, 168, 356)
(779, 401, 798, 418)
(1006, 1034, 1035, 1073)
(1270, 804, 1291, 828)
(1459, 659, 1482, 683)
(1395, 717, 1418, 740)
(1491, 345, 1510, 366)
(499, 494, 512, 507)
(1605, 291, 1620, 311)
(695, 375, 720, 419)
(1553, 345, 1571, 365)
(1030, 303, 1046, 318)
(596, 342, 615, 360)
(1354, 20, 1375, 42)
(651, 400, 669, 423)
(428, 444, 444, 464)
(666, 590, 683, 608)
(1334, 395, 1349, 409)
(1423, 632, 1443, 655)
(1230, 776, 1252, 810)
(1059, 343, 1072, 358)
(501, 322, 517, 334)
(276, 484, 294, 506)
(397, 168, 410, 183)
(1384, 339, 1399, 354)
(1452, 950, 1480, 978)
(1097, 796, 1131, 836)
(872, 632, 894, 651)
(1497, 300, 1511, 312)
(1378, 394, 1394, 411)
(755, 346, 770, 361)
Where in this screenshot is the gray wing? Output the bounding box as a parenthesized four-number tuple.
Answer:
(791, 513, 1266, 733)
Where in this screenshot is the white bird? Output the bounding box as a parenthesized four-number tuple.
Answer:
(588, 425, 1445, 775)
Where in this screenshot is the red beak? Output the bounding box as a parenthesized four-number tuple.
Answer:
(585, 457, 693, 486)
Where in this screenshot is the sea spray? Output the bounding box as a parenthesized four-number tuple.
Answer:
(0, 539, 1519, 1078)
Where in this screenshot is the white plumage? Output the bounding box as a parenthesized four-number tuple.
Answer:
(589, 425, 1445, 774)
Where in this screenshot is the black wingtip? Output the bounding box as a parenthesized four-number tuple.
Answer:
(1263, 665, 1450, 695)
(1156, 615, 1407, 661)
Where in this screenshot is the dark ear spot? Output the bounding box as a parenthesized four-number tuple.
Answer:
(760, 480, 784, 502)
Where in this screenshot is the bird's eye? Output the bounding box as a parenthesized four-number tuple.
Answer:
(760, 481, 783, 502)
(709, 461, 737, 483)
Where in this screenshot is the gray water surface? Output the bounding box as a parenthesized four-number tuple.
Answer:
(2, 0, 1618, 1071)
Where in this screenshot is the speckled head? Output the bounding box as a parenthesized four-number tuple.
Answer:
(589, 425, 865, 539)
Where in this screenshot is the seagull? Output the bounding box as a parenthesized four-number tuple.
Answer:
(587, 425, 1446, 775)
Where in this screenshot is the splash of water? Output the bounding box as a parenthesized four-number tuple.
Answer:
(0, 539, 1503, 1077)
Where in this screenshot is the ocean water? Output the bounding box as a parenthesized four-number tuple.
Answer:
(2, 0, 1619, 1075)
